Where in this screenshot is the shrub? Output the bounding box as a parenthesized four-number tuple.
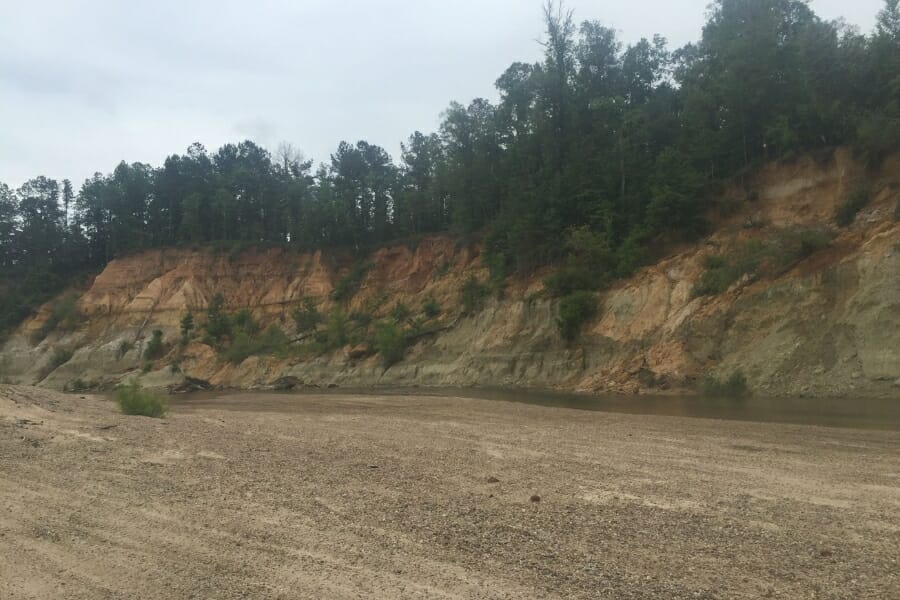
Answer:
(179, 311, 194, 346)
(205, 293, 231, 342)
(835, 185, 871, 227)
(115, 381, 167, 418)
(326, 308, 348, 348)
(224, 331, 254, 364)
(460, 276, 488, 316)
(692, 241, 765, 298)
(224, 324, 289, 364)
(231, 309, 258, 336)
(48, 347, 74, 371)
(544, 265, 596, 297)
(332, 261, 372, 302)
(692, 259, 738, 297)
(116, 340, 133, 360)
(423, 297, 441, 319)
(557, 291, 599, 342)
(894, 201, 900, 222)
(701, 371, 750, 398)
(142, 361, 153, 373)
(67, 378, 93, 393)
(292, 298, 321, 334)
(770, 227, 833, 273)
(32, 294, 82, 343)
(143, 330, 165, 360)
(374, 320, 407, 368)
(390, 303, 411, 323)
(348, 310, 371, 328)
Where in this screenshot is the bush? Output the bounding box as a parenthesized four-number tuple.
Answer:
(701, 371, 750, 398)
(179, 311, 194, 346)
(115, 381, 168, 418)
(348, 310, 372, 328)
(48, 347, 74, 371)
(332, 261, 372, 302)
(557, 291, 599, 342)
(460, 276, 488, 316)
(143, 329, 165, 360)
(770, 227, 833, 273)
(326, 308, 348, 348)
(292, 298, 321, 334)
(835, 185, 871, 227)
(422, 297, 441, 319)
(224, 324, 289, 364)
(116, 340, 133, 360)
(231, 309, 258, 336)
(32, 294, 82, 343)
(205, 293, 231, 342)
(390, 303, 411, 323)
(374, 320, 407, 368)
(692, 241, 765, 298)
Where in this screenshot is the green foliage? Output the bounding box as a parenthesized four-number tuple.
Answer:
(66, 378, 95, 393)
(390, 302, 411, 323)
(1, 0, 897, 342)
(141, 361, 152, 373)
(422, 296, 441, 319)
(223, 324, 290, 364)
(48, 347, 73, 371)
(116, 340, 133, 360)
(835, 185, 872, 227)
(231, 308, 258, 336)
(115, 381, 168, 418)
(332, 261, 372, 302)
(143, 329, 165, 361)
(348, 310, 372, 328)
(179, 312, 194, 346)
(460, 276, 488, 316)
(292, 298, 321, 334)
(204, 293, 231, 343)
(557, 291, 599, 342)
(701, 371, 750, 398)
(374, 320, 407, 368)
(326, 308, 348, 348)
(834, 186, 872, 227)
(692, 239, 767, 297)
(770, 227, 834, 273)
(32, 294, 82, 343)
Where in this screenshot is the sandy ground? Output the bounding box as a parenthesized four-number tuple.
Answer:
(1, 386, 899, 599)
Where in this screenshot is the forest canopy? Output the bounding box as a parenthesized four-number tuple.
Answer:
(1, 0, 898, 334)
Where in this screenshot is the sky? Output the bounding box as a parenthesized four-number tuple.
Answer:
(0, 0, 886, 189)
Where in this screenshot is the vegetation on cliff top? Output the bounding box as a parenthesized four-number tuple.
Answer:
(1, 1, 898, 337)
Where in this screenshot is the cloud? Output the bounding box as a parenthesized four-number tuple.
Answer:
(0, 0, 884, 188)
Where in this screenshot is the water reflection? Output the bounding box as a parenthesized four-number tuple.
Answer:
(168, 386, 900, 431)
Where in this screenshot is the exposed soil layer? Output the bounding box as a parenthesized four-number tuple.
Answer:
(2, 386, 899, 599)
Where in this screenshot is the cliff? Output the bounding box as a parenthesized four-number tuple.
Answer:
(2, 149, 898, 397)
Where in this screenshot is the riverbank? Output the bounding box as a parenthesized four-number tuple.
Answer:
(2, 385, 899, 598)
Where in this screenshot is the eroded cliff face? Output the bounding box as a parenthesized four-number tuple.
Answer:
(2, 150, 898, 397)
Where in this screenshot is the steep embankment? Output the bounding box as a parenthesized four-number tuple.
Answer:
(2, 149, 898, 397)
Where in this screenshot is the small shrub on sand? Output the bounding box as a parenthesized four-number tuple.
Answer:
(115, 381, 168, 418)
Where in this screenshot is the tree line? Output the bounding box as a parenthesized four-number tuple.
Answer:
(1, 0, 898, 334)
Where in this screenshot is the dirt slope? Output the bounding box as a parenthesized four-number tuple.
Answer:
(1, 149, 898, 397)
(2, 386, 899, 599)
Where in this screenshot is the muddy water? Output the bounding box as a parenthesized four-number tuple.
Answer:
(168, 386, 900, 431)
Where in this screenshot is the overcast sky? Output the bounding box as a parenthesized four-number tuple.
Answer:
(0, 0, 885, 189)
